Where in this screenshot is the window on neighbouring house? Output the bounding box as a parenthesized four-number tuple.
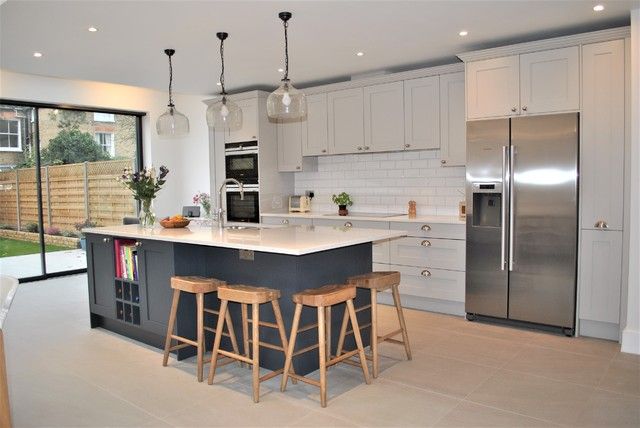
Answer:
(0, 119, 21, 151)
(93, 112, 115, 122)
(95, 132, 115, 157)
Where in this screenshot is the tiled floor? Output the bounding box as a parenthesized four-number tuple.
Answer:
(5, 274, 639, 427)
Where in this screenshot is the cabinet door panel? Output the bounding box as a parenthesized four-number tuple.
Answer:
(261, 216, 313, 226)
(277, 120, 303, 172)
(389, 237, 465, 270)
(389, 221, 465, 240)
(439, 72, 466, 166)
(404, 76, 439, 150)
(86, 235, 116, 318)
(363, 81, 404, 152)
(137, 240, 175, 336)
(387, 264, 465, 302)
(228, 98, 258, 143)
(303, 93, 329, 156)
(581, 40, 625, 231)
(466, 55, 520, 119)
(520, 46, 580, 114)
(579, 230, 622, 324)
(328, 88, 364, 154)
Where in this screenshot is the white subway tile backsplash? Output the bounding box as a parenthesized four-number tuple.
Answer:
(295, 149, 465, 215)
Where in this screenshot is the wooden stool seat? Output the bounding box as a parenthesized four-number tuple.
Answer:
(347, 271, 401, 291)
(292, 284, 356, 307)
(217, 284, 280, 304)
(170, 275, 224, 294)
(163, 276, 241, 382)
(337, 271, 411, 378)
(282, 284, 370, 407)
(208, 284, 293, 403)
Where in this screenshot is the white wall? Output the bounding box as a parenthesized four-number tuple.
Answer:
(294, 150, 465, 216)
(0, 69, 211, 217)
(622, 8, 640, 355)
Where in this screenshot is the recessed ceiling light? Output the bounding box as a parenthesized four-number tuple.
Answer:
(216, 82, 221, 86)
(356, 51, 364, 57)
(278, 68, 284, 72)
(593, 4, 604, 11)
(33, 52, 43, 58)
(459, 30, 468, 37)
(88, 26, 98, 32)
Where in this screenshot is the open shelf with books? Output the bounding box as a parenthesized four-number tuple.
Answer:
(113, 239, 141, 326)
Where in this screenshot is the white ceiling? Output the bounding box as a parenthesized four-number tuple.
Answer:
(0, 0, 637, 96)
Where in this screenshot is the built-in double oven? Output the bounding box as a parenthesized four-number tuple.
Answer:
(225, 141, 260, 223)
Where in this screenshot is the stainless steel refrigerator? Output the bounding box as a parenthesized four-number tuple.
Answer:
(465, 113, 578, 333)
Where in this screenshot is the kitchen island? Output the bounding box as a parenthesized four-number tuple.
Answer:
(83, 224, 405, 374)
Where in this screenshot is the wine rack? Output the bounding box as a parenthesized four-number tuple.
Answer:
(115, 279, 141, 325)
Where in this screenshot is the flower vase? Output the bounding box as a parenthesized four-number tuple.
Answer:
(202, 203, 212, 219)
(139, 198, 156, 228)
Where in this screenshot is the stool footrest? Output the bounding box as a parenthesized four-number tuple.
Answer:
(217, 349, 253, 365)
(171, 335, 197, 347)
(203, 326, 233, 339)
(168, 343, 191, 352)
(355, 304, 372, 313)
(288, 373, 321, 387)
(385, 337, 405, 345)
(297, 323, 319, 333)
(247, 339, 285, 352)
(292, 343, 319, 357)
(246, 319, 279, 329)
(259, 369, 284, 383)
(203, 308, 220, 315)
(345, 322, 372, 336)
(378, 328, 403, 342)
(327, 349, 359, 367)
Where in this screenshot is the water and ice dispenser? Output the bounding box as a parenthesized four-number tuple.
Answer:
(471, 183, 502, 228)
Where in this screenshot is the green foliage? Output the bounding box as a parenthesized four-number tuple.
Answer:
(332, 192, 353, 207)
(24, 222, 39, 233)
(51, 110, 88, 130)
(118, 166, 169, 201)
(0, 238, 70, 257)
(41, 129, 110, 165)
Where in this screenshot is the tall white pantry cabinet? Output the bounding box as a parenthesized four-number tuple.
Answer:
(460, 28, 630, 340)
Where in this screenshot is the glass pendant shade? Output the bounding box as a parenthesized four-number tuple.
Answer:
(267, 79, 307, 120)
(156, 106, 190, 137)
(206, 96, 242, 130)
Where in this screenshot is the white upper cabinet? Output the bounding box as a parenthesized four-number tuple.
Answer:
(302, 93, 329, 156)
(439, 72, 466, 166)
(276, 120, 303, 172)
(404, 76, 440, 150)
(363, 81, 405, 152)
(328, 88, 364, 154)
(580, 39, 625, 231)
(579, 229, 622, 324)
(466, 55, 520, 119)
(520, 46, 580, 114)
(228, 98, 259, 143)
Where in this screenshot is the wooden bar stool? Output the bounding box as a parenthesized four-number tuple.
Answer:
(336, 271, 411, 378)
(162, 276, 241, 382)
(281, 284, 371, 408)
(208, 284, 293, 403)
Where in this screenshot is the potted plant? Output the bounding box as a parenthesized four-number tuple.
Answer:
(117, 165, 169, 228)
(332, 192, 353, 216)
(75, 219, 97, 250)
(192, 191, 212, 218)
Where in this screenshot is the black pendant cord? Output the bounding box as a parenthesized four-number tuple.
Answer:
(219, 38, 226, 95)
(165, 49, 176, 108)
(283, 19, 289, 81)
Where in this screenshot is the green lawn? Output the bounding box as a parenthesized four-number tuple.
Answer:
(0, 238, 72, 257)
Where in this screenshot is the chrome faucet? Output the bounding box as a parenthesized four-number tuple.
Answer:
(216, 178, 244, 229)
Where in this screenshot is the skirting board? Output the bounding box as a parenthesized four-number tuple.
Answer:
(579, 319, 620, 341)
(377, 292, 465, 317)
(621, 328, 640, 354)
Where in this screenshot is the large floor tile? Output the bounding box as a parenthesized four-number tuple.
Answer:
(467, 370, 595, 426)
(324, 379, 460, 427)
(527, 331, 620, 359)
(598, 354, 640, 396)
(288, 410, 358, 427)
(382, 352, 498, 398)
(434, 401, 559, 427)
(504, 345, 611, 386)
(422, 331, 523, 368)
(572, 388, 640, 427)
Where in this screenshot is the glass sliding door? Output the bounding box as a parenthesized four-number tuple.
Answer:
(0, 101, 143, 281)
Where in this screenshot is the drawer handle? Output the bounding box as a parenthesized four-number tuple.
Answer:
(135, 241, 142, 248)
(421, 269, 431, 277)
(357, 146, 363, 151)
(405, 143, 411, 148)
(344, 221, 353, 227)
(321, 149, 327, 153)
(594, 220, 608, 229)
(421, 224, 431, 232)
(511, 107, 517, 112)
(522, 106, 528, 112)
(421, 240, 431, 247)
(282, 219, 289, 225)
(102, 237, 111, 243)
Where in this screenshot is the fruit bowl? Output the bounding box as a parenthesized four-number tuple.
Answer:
(160, 217, 190, 228)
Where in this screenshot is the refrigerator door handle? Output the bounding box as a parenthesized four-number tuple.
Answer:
(509, 145, 515, 271)
(501, 146, 508, 270)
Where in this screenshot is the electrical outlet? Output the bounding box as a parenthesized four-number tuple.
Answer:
(239, 249, 254, 261)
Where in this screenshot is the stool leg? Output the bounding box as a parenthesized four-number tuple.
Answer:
(271, 300, 296, 383)
(391, 284, 412, 360)
(207, 299, 228, 385)
(335, 303, 350, 358)
(196, 292, 205, 382)
(251, 303, 260, 403)
(370, 289, 379, 378)
(281, 303, 302, 392)
(241, 303, 250, 363)
(223, 306, 242, 367)
(162, 289, 181, 366)
(317, 306, 327, 407)
(325, 306, 331, 363)
(347, 299, 371, 385)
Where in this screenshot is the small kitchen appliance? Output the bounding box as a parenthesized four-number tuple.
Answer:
(289, 195, 311, 213)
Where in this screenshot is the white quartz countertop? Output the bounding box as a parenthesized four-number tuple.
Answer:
(261, 212, 465, 225)
(83, 224, 407, 256)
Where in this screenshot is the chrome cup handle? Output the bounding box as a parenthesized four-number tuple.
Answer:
(594, 220, 608, 229)
(421, 269, 431, 277)
(421, 240, 431, 247)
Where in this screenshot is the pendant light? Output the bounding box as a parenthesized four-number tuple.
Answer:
(206, 32, 242, 130)
(156, 49, 190, 137)
(267, 11, 306, 120)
